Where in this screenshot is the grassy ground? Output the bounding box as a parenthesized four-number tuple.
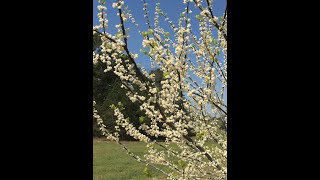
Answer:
(93, 139, 167, 180)
(93, 139, 221, 180)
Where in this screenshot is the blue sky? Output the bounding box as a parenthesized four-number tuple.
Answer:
(93, 0, 226, 69)
(93, 0, 227, 106)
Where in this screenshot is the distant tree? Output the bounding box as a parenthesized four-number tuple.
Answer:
(93, 34, 148, 139)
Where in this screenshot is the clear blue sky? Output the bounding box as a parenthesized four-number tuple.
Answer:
(93, 0, 226, 70)
(93, 0, 227, 105)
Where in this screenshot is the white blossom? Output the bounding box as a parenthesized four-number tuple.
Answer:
(93, 0, 227, 179)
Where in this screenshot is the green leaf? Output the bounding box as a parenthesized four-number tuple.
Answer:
(163, 72, 170, 79)
(109, 104, 116, 110)
(139, 116, 145, 124)
(151, 42, 158, 47)
(140, 49, 148, 55)
(141, 31, 148, 37)
(117, 102, 125, 110)
(164, 32, 170, 38)
(213, 39, 218, 45)
(196, 15, 204, 21)
(195, 130, 208, 140)
(120, 54, 127, 59)
(148, 29, 153, 34)
(195, 133, 201, 140)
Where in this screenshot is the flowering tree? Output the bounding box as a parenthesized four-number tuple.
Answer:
(93, 0, 227, 179)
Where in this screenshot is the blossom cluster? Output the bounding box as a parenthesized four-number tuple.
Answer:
(93, 0, 227, 179)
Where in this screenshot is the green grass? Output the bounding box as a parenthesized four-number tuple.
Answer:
(93, 140, 167, 180)
(93, 139, 220, 180)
